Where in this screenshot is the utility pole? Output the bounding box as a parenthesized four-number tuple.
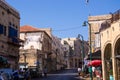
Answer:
(77, 34, 84, 72)
(83, 21, 93, 80)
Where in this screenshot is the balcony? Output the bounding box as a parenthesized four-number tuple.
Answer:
(7, 37, 22, 47)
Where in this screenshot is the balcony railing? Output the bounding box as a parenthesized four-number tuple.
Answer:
(111, 9, 120, 23)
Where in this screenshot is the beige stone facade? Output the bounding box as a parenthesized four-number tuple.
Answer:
(61, 38, 89, 69)
(88, 10, 120, 80)
(61, 38, 78, 69)
(0, 0, 20, 69)
(19, 25, 52, 72)
(88, 14, 112, 52)
(100, 17, 120, 80)
(19, 49, 42, 71)
(51, 36, 65, 71)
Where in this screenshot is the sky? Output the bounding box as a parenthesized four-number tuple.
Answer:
(5, 0, 120, 40)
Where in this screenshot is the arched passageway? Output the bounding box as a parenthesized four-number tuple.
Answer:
(114, 38, 120, 79)
(104, 43, 112, 80)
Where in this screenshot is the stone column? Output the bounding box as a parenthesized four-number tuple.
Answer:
(102, 49, 106, 80)
(112, 45, 117, 80)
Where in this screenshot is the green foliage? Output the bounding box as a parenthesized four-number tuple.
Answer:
(109, 69, 113, 75)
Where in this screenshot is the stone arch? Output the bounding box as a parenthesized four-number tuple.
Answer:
(113, 34, 120, 47)
(113, 35, 120, 79)
(102, 41, 112, 80)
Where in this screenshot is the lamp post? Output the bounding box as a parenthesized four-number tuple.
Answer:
(82, 21, 93, 80)
(77, 34, 84, 72)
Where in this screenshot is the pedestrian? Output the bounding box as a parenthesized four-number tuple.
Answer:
(95, 70, 101, 80)
(43, 67, 47, 77)
(77, 67, 81, 76)
(92, 66, 95, 77)
(88, 66, 93, 78)
(84, 65, 88, 74)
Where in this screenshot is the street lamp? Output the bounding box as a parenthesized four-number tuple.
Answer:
(77, 34, 84, 72)
(82, 21, 93, 80)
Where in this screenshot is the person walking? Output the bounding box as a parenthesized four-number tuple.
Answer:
(77, 67, 81, 76)
(92, 66, 95, 77)
(43, 67, 47, 77)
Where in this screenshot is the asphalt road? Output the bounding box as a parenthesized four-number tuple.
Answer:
(32, 69, 82, 80)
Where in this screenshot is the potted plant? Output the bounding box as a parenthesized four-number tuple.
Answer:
(109, 70, 114, 80)
(109, 69, 113, 75)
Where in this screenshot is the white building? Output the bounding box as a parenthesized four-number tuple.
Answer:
(61, 38, 82, 68)
(19, 25, 52, 72)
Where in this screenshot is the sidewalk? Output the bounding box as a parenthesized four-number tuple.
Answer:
(80, 77, 97, 80)
(78, 72, 98, 80)
(78, 74, 97, 80)
(85, 77, 97, 80)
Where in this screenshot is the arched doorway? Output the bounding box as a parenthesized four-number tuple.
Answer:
(114, 38, 120, 79)
(104, 43, 113, 80)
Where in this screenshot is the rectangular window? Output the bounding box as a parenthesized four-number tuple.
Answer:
(4, 26, 6, 36)
(0, 25, 4, 34)
(8, 26, 18, 43)
(8, 26, 18, 37)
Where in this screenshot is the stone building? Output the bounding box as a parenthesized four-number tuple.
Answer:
(100, 10, 120, 80)
(19, 25, 52, 72)
(61, 38, 78, 69)
(51, 36, 65, 70)
(61, 39, 71, 69)
(0, 0, 20, 69)
(61, 37, 88, 69)
(88, 9, 120, 80)
(88, 14, 112, 52)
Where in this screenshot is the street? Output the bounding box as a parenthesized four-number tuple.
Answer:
(32, 69, 82, 80)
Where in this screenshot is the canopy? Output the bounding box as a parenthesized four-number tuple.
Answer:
(87, 60, 102, 66)
(87, 50, 101, 60)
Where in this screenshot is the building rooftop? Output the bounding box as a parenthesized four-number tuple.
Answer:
(20, 25, 40, 32)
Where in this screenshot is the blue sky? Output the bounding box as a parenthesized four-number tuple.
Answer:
(6, 0, 120, 40)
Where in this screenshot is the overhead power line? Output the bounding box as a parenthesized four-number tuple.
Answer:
(53, 26, 81, 32)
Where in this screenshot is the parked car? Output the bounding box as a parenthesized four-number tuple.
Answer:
(0, 68, 13, 80)
(18, 71, 25, 80)
(29, 66, 42, 78)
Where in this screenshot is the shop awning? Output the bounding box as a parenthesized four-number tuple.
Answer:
(87, 60, 102, 66)
(87, 50, 101, 60)
(116, 55, 120, 60)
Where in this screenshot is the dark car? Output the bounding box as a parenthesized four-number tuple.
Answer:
(29, 66, 42, 78)
(18, 71, 25, 80)
(0, 68, 13, 80)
